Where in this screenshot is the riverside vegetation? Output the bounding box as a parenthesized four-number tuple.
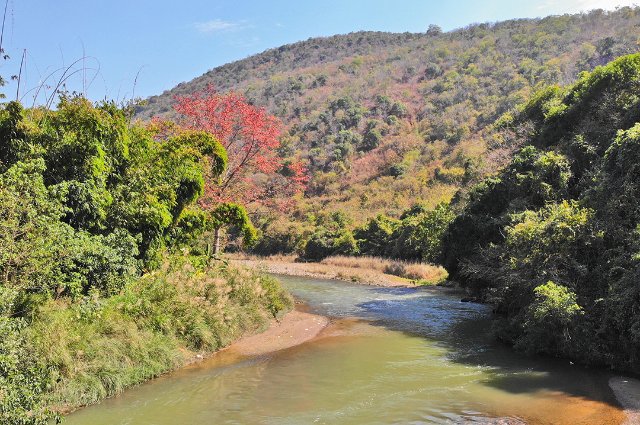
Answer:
(139, 7, 640, 373)
(443, 52, 640, 372)
(4, 6, 640, 425)
(0, 98, 292, 424)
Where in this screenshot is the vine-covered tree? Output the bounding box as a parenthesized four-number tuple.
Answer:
(208, 203, 257, 254)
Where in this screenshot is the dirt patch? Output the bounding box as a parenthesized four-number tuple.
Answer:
(227, 309, 329, 356)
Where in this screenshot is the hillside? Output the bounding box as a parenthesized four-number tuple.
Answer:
(136, 7, 640, 253)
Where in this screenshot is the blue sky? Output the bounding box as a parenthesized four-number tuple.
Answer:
(3, 0, 636, 104)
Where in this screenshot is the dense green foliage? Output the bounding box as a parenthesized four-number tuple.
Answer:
(303, 212, 359, 260)
(1, 98, 229, 274)
(390, 203, 455, 262)
(0, 98, 292, 424)
(138, 8, 640, 253)
(299, 203, 454, 262)
(353, 214, 399, 257)
(441, 53, 640, 371)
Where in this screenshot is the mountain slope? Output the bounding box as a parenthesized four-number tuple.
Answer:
(136, 7, 640, 251)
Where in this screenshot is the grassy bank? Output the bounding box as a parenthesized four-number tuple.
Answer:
(4, 255, 292, 421)
(230, 254, 448, 287)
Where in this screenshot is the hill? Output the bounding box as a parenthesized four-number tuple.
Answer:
(136, 7, 640, 253)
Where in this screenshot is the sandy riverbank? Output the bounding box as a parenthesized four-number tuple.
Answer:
(227, 308, 329, 356)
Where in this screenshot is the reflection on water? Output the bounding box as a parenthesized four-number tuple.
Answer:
(65, 275, 625, 425)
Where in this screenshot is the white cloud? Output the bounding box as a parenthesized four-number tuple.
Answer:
(538, 0, 638, 12)
(194, 19, 248, 34)
(573, 0, 637, 10)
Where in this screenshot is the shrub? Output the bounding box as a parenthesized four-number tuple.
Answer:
(303, 228, 358, 261)
(354, 215, 399, 257)
(392, 203, 455, 262)
(252, 219, 311, 256)
(514, 281, 583, 355)
(360, 127, 383, 151)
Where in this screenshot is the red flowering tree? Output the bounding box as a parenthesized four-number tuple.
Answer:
(174, 86, 307, 211)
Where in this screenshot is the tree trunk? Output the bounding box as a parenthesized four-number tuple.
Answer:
(213, 227, 221, 255)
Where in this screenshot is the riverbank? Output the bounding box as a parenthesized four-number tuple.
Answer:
(226, 307, 329, 356)
(228, 254, 448, 287)
(45, 258, 294, 418)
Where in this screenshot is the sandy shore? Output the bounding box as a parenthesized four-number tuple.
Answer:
(232, 257, 416, 287)
(228, 308, 329, 356)
(609, 377, 640, 424)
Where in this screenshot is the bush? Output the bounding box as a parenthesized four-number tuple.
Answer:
(354, 215, 399, 257)
(360, 127, 383, 151)
(27, 256, 292, 412)
(252, 219, 311, 256)
(391, 203, 455, 262)
(514, 281, 583, 355)
(303, 228, 358, 261)
(383, 261, 406, 277)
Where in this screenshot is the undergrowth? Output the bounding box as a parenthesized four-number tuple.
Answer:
(27, 255, 292, 414)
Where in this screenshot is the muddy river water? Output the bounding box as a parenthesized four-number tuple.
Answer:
(66, 275, 626, 424)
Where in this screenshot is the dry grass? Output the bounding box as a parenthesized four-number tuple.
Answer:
(320, 256, 448, 284)
(228, 253, 448, 286)
(230, 252, 297, 263)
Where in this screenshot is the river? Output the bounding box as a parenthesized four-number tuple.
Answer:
(65, 275, 625, 424)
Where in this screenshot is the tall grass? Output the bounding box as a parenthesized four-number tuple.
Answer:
(320, 255, 448, 284)
(28, 255, 293, 412)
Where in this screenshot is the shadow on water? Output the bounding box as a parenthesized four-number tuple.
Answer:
(353, 288, 620, 407)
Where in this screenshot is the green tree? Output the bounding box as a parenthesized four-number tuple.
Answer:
(354, 215, 399, 257)
(208, 203, 257, 255)
(392, 203, 455, 262)
(361, 127, 382, 151)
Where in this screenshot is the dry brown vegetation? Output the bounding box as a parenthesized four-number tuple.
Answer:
(229, 253, 447, 286)
(320, 255, 447, 283)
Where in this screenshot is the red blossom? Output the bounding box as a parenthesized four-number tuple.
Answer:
(174, 85, 307, 210)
